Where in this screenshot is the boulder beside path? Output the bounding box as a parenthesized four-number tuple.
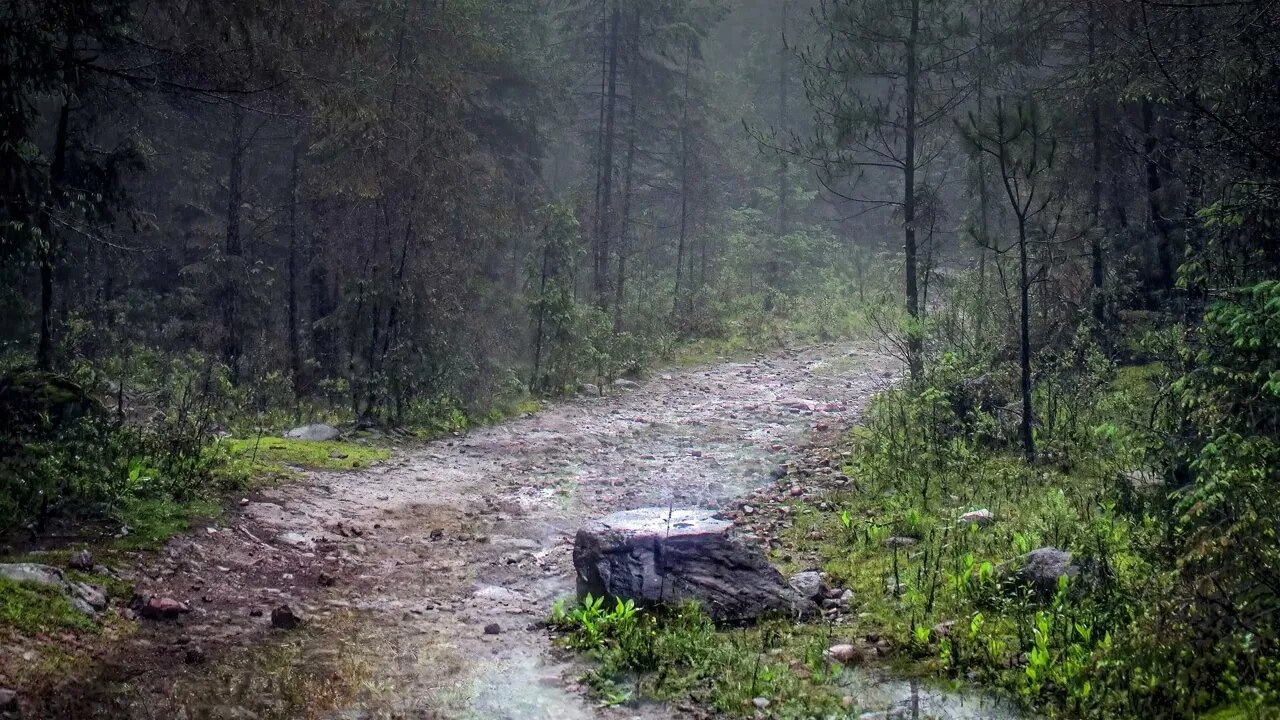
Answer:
(572, 507, 815, 623)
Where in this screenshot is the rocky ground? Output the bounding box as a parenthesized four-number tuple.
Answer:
(2, 343, 896, 720)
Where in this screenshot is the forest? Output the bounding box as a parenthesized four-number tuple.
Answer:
(1, 0, 1278, 719)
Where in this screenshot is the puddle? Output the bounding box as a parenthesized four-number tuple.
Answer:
(466, 650, 595, 720)
(841, 668, 1024, 720)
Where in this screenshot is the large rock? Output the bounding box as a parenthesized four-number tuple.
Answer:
(284, 423, 340, 441)
(573, 508, 814, 623)
(1008, 547, 1080, 597)
(788, 570, 827, 602)
(0, 563, 106, 615)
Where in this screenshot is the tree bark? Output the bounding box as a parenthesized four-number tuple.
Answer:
(767, 0, 790, 310)
(287, 131, 304, 399)
(35, 42, 74, 372)
(903, 0, 923, 378)
(1089, 1, 1106, 324)
(1018, 217, 1035, 463)
(614, 8, 640, 333)
(223, 106, 246, 383)
(596, 0, 621, 308)
(1142, 99, 1175, 294)
(672, 42, 692, 326)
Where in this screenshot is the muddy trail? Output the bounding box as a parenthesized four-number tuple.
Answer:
(22, 344, 894, 720)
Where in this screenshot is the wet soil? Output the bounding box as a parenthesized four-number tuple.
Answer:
(5, 343, 895, 720)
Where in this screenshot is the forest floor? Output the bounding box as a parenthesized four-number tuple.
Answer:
(5, 343, 896, 720)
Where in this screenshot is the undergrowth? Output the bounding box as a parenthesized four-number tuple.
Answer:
(549, 595, 847, 716)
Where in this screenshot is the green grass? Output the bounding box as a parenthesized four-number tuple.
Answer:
(758, 358, 1182, 717)
(0, 577, 98, 634)
(113, 496, 224, 551)
(549, 597, 850, 716)
(221, 436, 390, 480)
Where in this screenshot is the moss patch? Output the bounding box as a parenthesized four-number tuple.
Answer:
(112, 496, 223, 551)
(0, 577, 97, 634)
(221, 437, 390, 480)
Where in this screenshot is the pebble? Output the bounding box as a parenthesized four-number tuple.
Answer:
(271, 604, 304, 630)
(68, 549, 94, 571)
(826, 644, 863, 664)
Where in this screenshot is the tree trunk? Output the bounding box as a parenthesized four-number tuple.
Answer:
(1088, 1, 1105, 324)
(614, 8, 640, 333)
(596, 0, 621, 309)
(35, 44, 74, 372)
(767, 0, 790, 310)
(672, 43, 692, 326)
(591, 0, 609, 301)
(1142, 99, 1175, 295)
(903, 0, 923, 378)
(1018, 219, 1035, 463)
(223, 106, 246, 383)
(287, 132, 304, 399)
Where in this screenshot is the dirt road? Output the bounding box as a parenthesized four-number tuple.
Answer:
(30, 343, 894, 720)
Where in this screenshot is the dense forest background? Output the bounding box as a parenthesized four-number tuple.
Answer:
(1, 0, 878, 427)
(3, 0, 1280, 717)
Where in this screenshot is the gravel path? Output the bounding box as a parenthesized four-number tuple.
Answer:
(20, 343, 894, 720)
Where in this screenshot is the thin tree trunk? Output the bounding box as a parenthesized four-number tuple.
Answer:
(1142, 99, 1175, 294)
(1018, 219, 1035, 463)
(596, 0, 621, 308)
(223, 106, 246, 383)
(903, 0, 923, 378)
(767, 0, 790, 310)
(591, 0, 608, 300)
(1089, 1, 1106, 324)
(287, 132, 304, 399)
(672, 43, 692, 325)
(35, 42, 74, 372)
(614, 8, 640, 333)
(974, 0, 990, 336)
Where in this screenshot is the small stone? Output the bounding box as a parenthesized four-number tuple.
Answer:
(958, 509, 995, 527)
(133, 595, 191, 621)
(318, 572, 336, 587)
(742, 505, 755, 515)
(184, 646, 207, 665)
(752, 697, 770, 710)
(483, 622, 501, 635)
(788, 571, 826, 602)
(286, 423, 340, 441)
(249, 608, 263, 617)
(826, 644, 863, 664)
(68, 549, 93, 572)
(0, 687, 16, 712)
(931, 620, 956, 640)
(271, 604, 303, 630)
(885, 536, 918, 549)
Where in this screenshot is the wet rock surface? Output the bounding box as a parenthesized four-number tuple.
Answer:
(0, 563, 106, 615)
(574, 508, 813, 622)
(1008, 547, 1080, 596)
(284, 423, 341, 441)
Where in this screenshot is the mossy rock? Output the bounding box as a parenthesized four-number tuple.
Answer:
(0, 370, 104, 440)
